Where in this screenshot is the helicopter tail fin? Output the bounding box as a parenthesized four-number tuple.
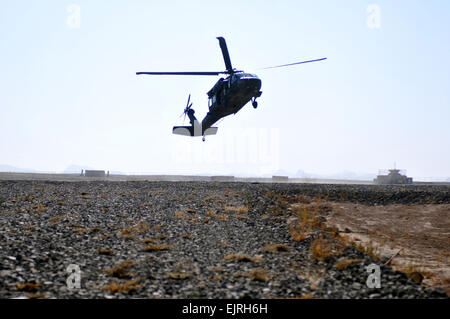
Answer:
(172, 126, 218, 137)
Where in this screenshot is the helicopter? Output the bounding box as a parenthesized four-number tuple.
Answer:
(137, 37, 326, 141)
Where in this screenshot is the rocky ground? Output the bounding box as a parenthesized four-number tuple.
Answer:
(0, 180, 448, 299)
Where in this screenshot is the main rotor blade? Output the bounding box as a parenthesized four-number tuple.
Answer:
(136, 71, 222, 76)
(217, 37, 233, 73)
(260, 58, 327, 70)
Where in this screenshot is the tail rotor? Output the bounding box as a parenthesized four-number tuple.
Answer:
(180, 94, 194, 124)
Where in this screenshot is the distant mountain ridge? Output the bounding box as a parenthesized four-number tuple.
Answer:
(0, 164, 448, 181)
(0, 165, 40, 173)
(63, 164, 95, 174)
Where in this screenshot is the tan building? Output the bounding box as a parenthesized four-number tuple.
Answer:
(84, 170, 106, 177)
(374, 169, 412, 185)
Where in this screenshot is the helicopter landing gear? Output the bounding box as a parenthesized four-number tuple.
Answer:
(252, 98, 258, 109)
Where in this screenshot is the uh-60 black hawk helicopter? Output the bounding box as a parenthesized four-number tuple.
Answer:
(137, 37, 326, 141)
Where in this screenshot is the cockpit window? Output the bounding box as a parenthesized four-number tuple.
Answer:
(238, 73, 258, 79)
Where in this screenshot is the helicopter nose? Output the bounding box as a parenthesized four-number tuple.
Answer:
(240, 77, 262, 91)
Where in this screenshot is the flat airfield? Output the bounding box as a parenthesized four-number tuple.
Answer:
(0, 173, 448, 298)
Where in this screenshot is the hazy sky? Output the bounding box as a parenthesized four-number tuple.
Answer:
(1, 1, 449, 178)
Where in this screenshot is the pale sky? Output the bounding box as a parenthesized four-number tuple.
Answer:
(1, 1, 449, 179)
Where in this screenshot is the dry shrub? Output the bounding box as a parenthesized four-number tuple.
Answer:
(32, 204, 46, 214)
(22, 225, 36, 232)
(181, 234, 193, 239)
(225, 254, 262, 263)
(187, 216, 199, 223)
(240, 268, 270, 282)
(288, 205, 323, 242)
(174, 211, 185, 219)
(399, 265, 430, 285)
(225, 206, 248, 214)
(206, 210, 216, 216)
(142, 244, 171, 252)
(143, 238, 155, 243)
(217, 213, 228, 220)
(120, 234, 137, 240)
(69, 223, 80, 229)
(98, 249, 114, 256)
(294, 195, 312, 204)
(103, 279, 141, 294)
(15, 283, 40, 292)
(236, 206, 249, 213)
(234, 215, 249, 220)
(119, 221, 149, 236)
(310, 238, 335, 262)
(334, 258, 363, 270)
(295, 206, 319, 225)
(74, 228, 87, 234)
(167, 272, 192, 279)
(262, 244, 290, 253)
(289, 223, 312, 242)
(354, 241, 380, 262)
(105, 260, 134, 278)
(269, 206, 283, 215)
(210, 275, 222, 282)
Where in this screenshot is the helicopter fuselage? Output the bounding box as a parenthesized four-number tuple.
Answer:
(201, 72, 262, 131)
(136, 36, 325, 140)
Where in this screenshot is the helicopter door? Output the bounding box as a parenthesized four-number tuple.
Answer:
(216, 91, 221, 105)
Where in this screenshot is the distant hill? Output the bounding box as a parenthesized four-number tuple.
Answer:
(294, 170, 376, 181)
(63, 164, 95, 174)
(0, 164, 39, 173)
(326, 171, 376, 181)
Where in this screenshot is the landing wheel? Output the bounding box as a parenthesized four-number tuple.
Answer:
(252, 100, 258, 109)
(202, 136, 205, 142)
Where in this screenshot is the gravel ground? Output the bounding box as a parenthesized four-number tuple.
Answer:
(0, 180, 448, 299)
